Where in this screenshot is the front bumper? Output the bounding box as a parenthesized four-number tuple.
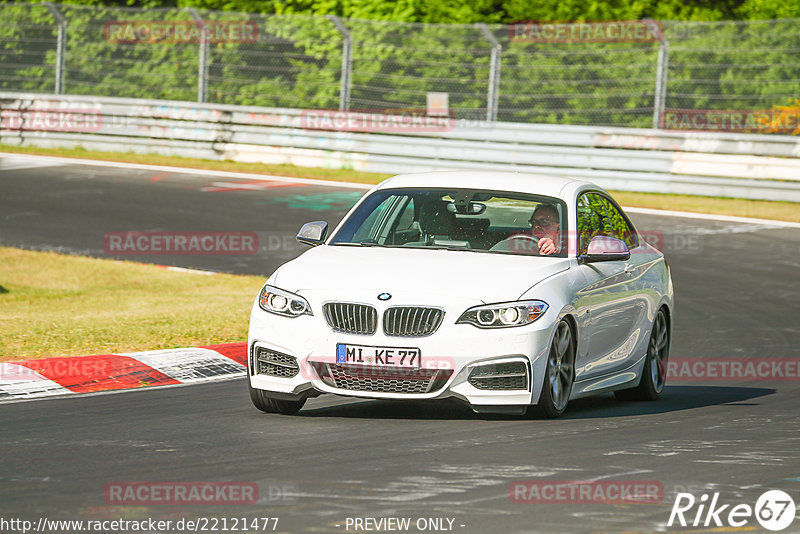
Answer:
(247, 297, 558, 409)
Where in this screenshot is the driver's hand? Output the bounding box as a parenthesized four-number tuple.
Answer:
(538, 237, 557, 255)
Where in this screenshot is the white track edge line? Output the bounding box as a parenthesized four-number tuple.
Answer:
(623, 207, 800, 228)
(0, 152, 372, 189)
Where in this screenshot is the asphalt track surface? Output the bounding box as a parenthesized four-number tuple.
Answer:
(1, 155, 799, 533)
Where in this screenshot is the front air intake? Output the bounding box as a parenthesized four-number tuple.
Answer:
(468, 361, 529, 390)
(254, 347, 299, 378)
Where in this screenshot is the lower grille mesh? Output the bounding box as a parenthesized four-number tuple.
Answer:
(311, 363, 452, 394)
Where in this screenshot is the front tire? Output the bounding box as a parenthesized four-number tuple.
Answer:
(615, 308, 669, 401)
(530, 319, 575, 418)
(247, 379, 306, 415)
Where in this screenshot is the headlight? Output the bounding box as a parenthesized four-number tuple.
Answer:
(457, 300, 548, 328)
(258, 285, 313, 317)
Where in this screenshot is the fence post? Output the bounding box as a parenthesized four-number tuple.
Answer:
(43, 2, 66, 95)
(476, 23, 501, 122)
(327, 15, 352, 111)
(653, 38, 669, 129)
(185, 8, 208, 103)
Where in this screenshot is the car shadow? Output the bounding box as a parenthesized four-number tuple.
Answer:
(296, 385, 775, 420)
(561, 385, 774, 419)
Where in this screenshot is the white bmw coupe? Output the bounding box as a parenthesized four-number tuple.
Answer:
(247, 172, 673, 417)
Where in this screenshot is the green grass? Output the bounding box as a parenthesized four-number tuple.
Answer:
(2, 143, 797, 222)
(0, 246, 264, 361)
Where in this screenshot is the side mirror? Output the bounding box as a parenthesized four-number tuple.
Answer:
(579, 235, 630, 263)
(296, 221, 328, 247)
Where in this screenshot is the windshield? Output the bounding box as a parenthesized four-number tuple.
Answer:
(329, 188, 568, 257)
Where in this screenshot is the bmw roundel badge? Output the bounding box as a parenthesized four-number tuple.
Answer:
(377, 292, 392, 301)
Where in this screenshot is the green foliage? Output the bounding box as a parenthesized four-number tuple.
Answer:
(736, 0, 800, 19)
(1, 1, 798, 128)
(0, 4, 60, 92)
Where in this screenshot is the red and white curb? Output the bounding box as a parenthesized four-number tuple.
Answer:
(0, 343, 247, 402)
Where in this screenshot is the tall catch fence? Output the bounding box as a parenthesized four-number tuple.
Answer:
(1, 3, 799, 130)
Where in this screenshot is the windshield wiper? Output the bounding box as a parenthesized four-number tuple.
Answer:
(332, 241, 386, 247)
(402, 245, 490, 253)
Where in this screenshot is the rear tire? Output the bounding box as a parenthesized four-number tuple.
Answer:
(614, 308, 669, 401)
(530, 320, 575, 418)
(247, 379, 306, 415)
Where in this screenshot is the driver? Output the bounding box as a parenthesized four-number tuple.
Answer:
(529, 204, 562, 255)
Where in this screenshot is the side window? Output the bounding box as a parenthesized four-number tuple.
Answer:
(577, 193, 638, 254)
(600, 197, 638, 249)
(576, 193, 607, 254)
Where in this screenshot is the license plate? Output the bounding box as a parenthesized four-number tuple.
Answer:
(336, 343, 421, 368)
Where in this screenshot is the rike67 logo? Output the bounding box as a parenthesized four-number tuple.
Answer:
(668, 490, 796, 531)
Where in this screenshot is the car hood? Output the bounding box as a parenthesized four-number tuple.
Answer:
(271, 245, 570, 303)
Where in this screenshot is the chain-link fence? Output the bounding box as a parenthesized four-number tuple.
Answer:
(1, 3, 799, 129)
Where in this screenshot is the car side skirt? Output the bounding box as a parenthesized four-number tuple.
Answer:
(569, 353, 647, 400)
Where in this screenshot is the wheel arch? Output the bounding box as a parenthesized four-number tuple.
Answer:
(657, 303, 673, 354)
(561, 312, 579, 359)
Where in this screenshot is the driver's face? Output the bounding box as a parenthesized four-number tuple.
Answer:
(529, 208, 560, 240)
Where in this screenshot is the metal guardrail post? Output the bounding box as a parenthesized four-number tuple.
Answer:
(43, 2, 66, 95)
(327, 15, 352, 112)
(653, 39, 669, 129)
(186, 8, 208, 103)
(476, 24, 501, 122)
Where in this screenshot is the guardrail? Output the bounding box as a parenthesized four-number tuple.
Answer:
(1, 92, 799, 202)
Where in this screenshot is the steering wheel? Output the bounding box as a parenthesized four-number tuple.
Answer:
(489, 234, 540, 254)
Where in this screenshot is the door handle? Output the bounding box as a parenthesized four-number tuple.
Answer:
(624, 263, 635, 275)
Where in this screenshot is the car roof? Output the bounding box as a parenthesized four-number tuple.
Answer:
(374, 171, 594, 200)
